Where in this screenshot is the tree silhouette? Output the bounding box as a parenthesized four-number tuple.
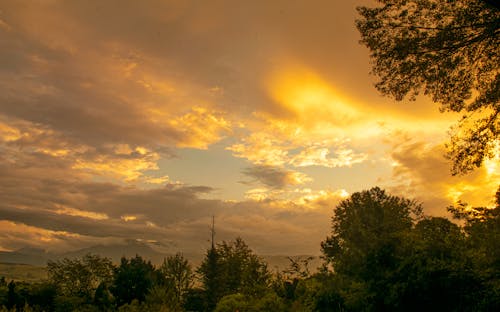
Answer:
(111, 255, 156, 307)
(198, 245, 221, 311)
(198, 237, 270, 311)
(47, 253, 114, 301)
(321, 187, 423, 309)
(159, 253, 193, 305)
(321, 187, 422, 276)
(356, 0, 499, 174)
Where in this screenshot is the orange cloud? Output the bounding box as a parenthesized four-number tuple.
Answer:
(168, 106, 232, 149)
(388, 140, 499, 215)
(0, 220, 82, 252)
(243, 186, 348, 212)
(72, 147, 161, 182)
(0, 121, 22, 142)
(267, 66, 360, 125)
(290, 144, 367, 168)
(54, 205, 108, 220)
(228, 131, 290, 166)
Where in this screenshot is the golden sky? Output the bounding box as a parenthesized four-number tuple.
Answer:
(0, 0, 498, 255)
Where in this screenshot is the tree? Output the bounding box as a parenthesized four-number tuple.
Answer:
(448, 187, 500, 310)
(6, 281, 18, 311)
(183, 288, 205, 312)
(388, 217, 480, 311)
(94, 281, 114, 311)
(216, 238, 270, 297)
(143, 284, 181, 312)
(321, 187, 422, 275)
(111, 255, 156, 307)
(47, 254, 114, 301)
(197, 237, 270, 310)
(27, 282, 57, 312)
(197, 246, 221, 311)
(356, 0, 500, 174)
(321, 187, 422, 309)
(214, 292, 286, 312)
(282, 256, 315, 281)
(159, 253, 193, 306)
(213, 293, 250, 312)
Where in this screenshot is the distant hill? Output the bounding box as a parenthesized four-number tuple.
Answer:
(0, 263, 47, 282)
(60, 240, 171, 264)
(0, 242, 321, 275)
(0, 240, 172, 266)
(0, 247, 53, 266)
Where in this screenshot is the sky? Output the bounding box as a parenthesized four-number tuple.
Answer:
(0, 0, 498, 256)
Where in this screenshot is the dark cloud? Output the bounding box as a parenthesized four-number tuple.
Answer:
(241, 165, 310, 189)
(0, 147, 332, 254)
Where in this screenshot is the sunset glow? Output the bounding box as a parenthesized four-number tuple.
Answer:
(0, 0, 497, 256)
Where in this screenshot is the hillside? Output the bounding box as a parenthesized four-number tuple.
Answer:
(0, 263, 47, 282)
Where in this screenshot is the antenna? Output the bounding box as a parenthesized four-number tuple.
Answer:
(210, 215, 216, 249)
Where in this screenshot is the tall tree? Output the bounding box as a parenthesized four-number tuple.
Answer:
(159, 253, 194, 305)
(389, 217, 479, 311)
(198, 246, 222, 312)
(321, 187, 422, 276)
(216, 238, 270, 297)
(356, 0, 500, 174)
(111, 255, 156, 307)
(448, 186, 500, 309)
(6, 281, 18, 311)
(198, 237, 270, 311)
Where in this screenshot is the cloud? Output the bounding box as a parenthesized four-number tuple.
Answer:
(0, 0, 495, 258)
(242, 165, 312, 189)
(168, 107, 231, 149)
(0, 141, 346, 255)
(0, 8, 232, 154)
(228, 117, 370, 170)
(387, 140, 499, 215)
(0, 183, 341, 255)
(0, 221, 86, 252)
(290, 144, 368, 168)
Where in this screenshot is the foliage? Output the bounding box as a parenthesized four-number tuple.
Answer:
(117, 299, 172, 312)
(317, 186, 500, 310)
(213, 293, 249, 312)
(385, 217, 479, 311)
(197, 247, 221, 311)
(356, 0, 500, 174)
(93, 281, 113, 311)
(321, 187, 422, 277)
(251, 292, 286, 312)
(0, 280, 56, 312)
(159, 253, 193, 306)
(282, 256, 315, 281)
(144, 285, 181, 312)
(214, 292, 286, 312)
(3, 192, 500, 311)
(182, 288, 205, 312)
(47, 254, 114, 301)
(198, 237, 270, 311)
(111, 255, 156, 307)
(447, 186, 500, 310)
(216, 238, 270, 297)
